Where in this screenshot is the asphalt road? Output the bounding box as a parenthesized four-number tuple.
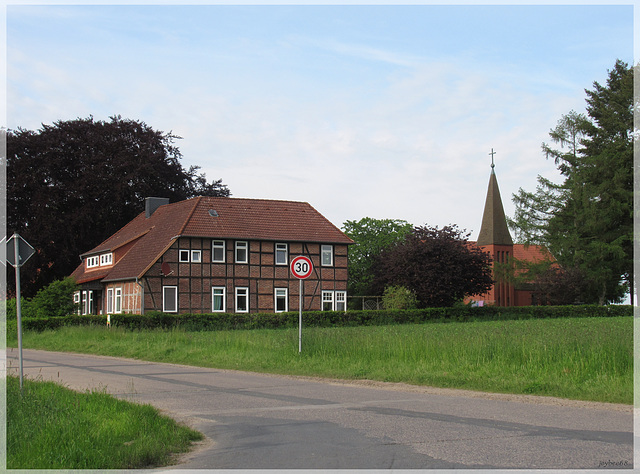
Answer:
(6, 348, 634, 470)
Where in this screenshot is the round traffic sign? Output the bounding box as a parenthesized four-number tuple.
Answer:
(290, 255, 313, 279)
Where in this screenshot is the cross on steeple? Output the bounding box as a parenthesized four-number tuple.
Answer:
(489, 148, 496, 169)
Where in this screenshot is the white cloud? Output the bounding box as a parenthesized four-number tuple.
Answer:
(7, 5, 628, 240)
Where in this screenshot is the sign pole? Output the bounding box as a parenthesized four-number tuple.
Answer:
(290, 255, 313, 354)
(299, 278, 302, 353)
(13, 234, 24, 392)
(7, 233, 35, 393)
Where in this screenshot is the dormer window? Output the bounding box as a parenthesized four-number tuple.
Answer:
(87, 253, 113, 269)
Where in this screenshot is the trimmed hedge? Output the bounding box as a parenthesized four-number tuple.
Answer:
(9, 305, 633, 333)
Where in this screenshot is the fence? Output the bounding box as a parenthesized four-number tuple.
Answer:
(347, 296, 383, 311)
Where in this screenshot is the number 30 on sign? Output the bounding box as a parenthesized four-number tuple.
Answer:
(290, 255, 313, 279)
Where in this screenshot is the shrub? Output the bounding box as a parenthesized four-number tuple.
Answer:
(16, 304, 633, 333)
(7, 297, 35, 321)
(8, 278, 78, 322)
(29, 278, 79, 318)
(382, 285, 418, 310)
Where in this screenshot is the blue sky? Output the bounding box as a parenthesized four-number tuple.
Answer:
(5, 3, 635, 238)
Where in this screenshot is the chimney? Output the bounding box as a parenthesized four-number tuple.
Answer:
(145, 197, 170, 218)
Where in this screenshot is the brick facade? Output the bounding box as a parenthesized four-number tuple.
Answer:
(139, 238, 349, 313)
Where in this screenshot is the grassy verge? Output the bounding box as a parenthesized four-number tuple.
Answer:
(10, 316, 632, 404)
(7, 375, 203, 469)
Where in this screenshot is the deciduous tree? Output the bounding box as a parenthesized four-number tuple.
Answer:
(342, 217, 413, 296)
(8, 115, 230, 296)
(371, 225, 493, 308)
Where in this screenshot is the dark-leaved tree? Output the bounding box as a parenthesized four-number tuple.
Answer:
(8, 115, 230, 296)
(371, 225, 493, 308)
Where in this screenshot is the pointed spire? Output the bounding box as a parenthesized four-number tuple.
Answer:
(477, 151, 513, 246)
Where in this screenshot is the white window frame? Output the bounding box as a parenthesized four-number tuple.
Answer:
(114, 288, 122, 314)
(212, 240, 225, 263)
(321, 245, 333, 266)
(87, 290, 94, 314)
(235, 287, 249, 313)
(163, 286, 178, 313)
(322, 290, 334, 311)
(275, 243, 288, 265)
(86, 256, 99, 269)
(106, 288, 114, 313)
(235, 241, 248, 264)
(74, 291, 81, 314)
(336, 291, 347, 311)
(191, 250, 202, 263)
(100, 253, 113, 266)
(179, 249, 190, 262)
(275, 288, 288, 312)
(212, 286, 226, 312)
(80, 290, 93, 315)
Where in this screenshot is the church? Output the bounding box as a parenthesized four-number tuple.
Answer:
(466, 155, 556, 307)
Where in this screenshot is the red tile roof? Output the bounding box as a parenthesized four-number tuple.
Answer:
(180, 197, 353, 243)
(512, 244, 555, 263)
(71, 197, 352, 284)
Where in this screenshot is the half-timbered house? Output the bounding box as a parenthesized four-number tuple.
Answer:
(71, 196, 353, 315)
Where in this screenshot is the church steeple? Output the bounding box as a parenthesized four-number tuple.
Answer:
(477, 150, 513, 246)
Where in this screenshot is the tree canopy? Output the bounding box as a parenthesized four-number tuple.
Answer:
(342, 217, 413, 296)
(8, 115, 230, 296)
(371, 224, 493, 308)
(509, 60, 633, 304)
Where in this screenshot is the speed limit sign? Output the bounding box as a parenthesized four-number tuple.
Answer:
(291, 255, 313, 354)
(290, 255, 313, 279)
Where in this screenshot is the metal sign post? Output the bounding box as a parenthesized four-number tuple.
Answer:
(299, 279, 303, 353)
(290, 256, 313, 353)
(7, 233, 35, 391)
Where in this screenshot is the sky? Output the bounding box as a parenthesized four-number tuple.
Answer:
(5, 2, 635, 240)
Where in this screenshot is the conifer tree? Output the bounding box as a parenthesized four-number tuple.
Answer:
(509, 60, 633, 304)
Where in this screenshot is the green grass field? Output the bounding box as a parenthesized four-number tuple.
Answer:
(6, 375, 203, 469)
(10, 316, 633, 404)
